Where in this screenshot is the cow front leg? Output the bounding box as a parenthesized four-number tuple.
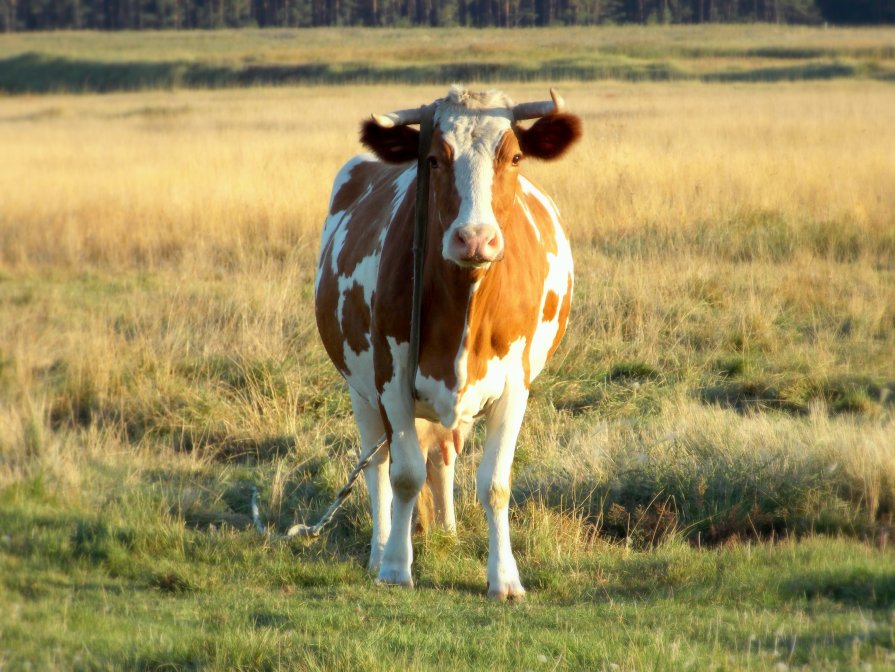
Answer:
(365, 447, 392, 573)
(349, 389, 391, 573)
(478, 388, 529, 600)
(376, 420, 426, 588)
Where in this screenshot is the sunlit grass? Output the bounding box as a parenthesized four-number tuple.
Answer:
(2, 79, 892, 526)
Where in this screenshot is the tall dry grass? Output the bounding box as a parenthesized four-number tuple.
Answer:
(1, 81, 893, 539)
(2, 82, 893, 269)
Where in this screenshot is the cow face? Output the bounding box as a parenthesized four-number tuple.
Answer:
(361, 88, 581, 270)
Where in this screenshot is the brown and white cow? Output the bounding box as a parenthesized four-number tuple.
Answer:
(315, 86, 580, 599)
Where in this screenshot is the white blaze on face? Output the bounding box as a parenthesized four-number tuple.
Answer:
(435, 90, 514, 266)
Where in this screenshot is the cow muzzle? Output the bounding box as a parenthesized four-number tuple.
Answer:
(445, 224, 504, 267)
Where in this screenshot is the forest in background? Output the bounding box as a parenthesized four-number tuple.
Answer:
(2, 0, 894, 31)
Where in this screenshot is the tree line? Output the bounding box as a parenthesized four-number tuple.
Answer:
(2, 0, 893, 31)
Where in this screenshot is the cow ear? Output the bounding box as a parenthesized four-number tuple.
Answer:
(360, 119, 420, 164)
(517, 113, 582, 161)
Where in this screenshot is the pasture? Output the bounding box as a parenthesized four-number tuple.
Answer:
(2, 24, 895, 93)
(1, 27, 895, 670)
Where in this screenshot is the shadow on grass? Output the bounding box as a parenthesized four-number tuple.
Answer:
(125, 651, 206, 671)
(2, 52, 886, 95)
(698, 376, 895, 417)
(704, 61, 860, 82)
(783, 568, 895, 608)
(0, 52, 680, 94)
(251, 610, 292, 628)
(170, 431, 300, 462)
(699, 380, 811, 415)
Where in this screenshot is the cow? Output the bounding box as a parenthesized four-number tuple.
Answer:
(315, 86, 581, 600)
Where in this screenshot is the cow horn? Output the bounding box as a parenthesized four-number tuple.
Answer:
(512, 88, 565, 122)
(370, 103, 436, 128)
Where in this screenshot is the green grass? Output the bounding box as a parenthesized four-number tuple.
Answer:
(0, 261, 892, 668)
(1, 25, 895, 93)
(3, 458, 895, 670)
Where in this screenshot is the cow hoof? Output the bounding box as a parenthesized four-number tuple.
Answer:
(486, 581, 526, 602)
(367, 550, 384, 574)
(375, 567, 414, 588)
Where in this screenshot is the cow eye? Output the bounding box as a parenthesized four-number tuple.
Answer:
(511, 153, 522, 166)
(428, 156, 438, 169)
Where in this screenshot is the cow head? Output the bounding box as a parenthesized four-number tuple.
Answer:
(361, 87, 581, 269)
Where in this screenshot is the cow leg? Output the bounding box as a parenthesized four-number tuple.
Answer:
(349, 388, 391, 574)
(426, 441, 457, 534)
(376, 410, 425, 588)
(417, 420, 459, 534)
(478, 388, 529, 601)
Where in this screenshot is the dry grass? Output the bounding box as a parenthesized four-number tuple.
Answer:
(1, 80, 893, 537)
(2, 82, 893, 269)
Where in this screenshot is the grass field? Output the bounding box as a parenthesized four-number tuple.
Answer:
(1, 26, 895, 670)
(1, 24, 895, 93)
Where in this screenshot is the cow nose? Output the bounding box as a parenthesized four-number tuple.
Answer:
(448, 224, 503, 265)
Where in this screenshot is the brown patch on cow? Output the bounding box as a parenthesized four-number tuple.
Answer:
(464, 191, 551, 391)
(425, 129, 460, 242)
(315, 275, 348, 375)
(331, 160, 376, 214)
(542, 290, 559, 322)
(492, 131, 522, 223)
(546, 273, 574, 361)
(337, 170, 400, 279)
(342, 283, 371, 355)
(371, 183, 416, 397)
(416, 266, 468, 392)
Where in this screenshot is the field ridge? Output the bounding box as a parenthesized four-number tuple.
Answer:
(2, 25, 895, 94)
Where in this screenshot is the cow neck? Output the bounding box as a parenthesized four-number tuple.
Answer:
(416, 223, 485, 398)
(408, 107, 435, 401)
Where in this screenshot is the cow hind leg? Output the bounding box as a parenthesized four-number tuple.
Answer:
(349, 389, 392, 574)
(417, 420, 467, 534)
(425, 446, 456, 534)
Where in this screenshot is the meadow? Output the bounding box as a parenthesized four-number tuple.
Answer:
(2, 24, 895, 93)
(1, 26, 895, 671)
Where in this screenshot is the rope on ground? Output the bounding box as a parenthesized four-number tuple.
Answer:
(251, 434, 387, 539)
